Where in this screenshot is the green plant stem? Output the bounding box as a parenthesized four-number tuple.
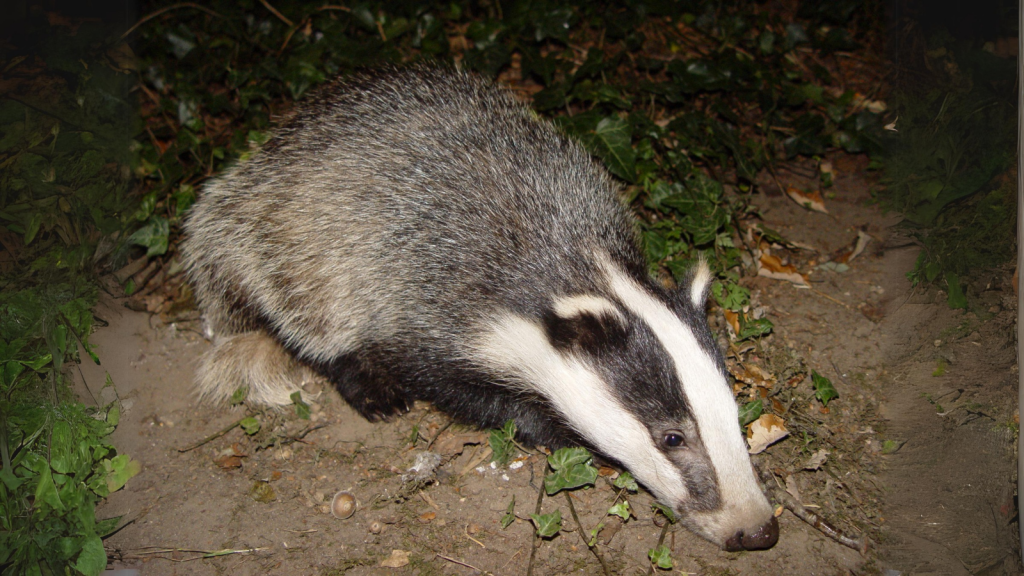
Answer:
(177, 417, 246, 452)
(525, 461, 547, 576)
(564, 491, 612, 576)
(649, 519, 671, 575)
(0, 406, 10, 473)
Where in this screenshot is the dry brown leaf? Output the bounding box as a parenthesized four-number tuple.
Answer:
(214, 455, 243, 469)
(832, 230, 872, 264)
(757, 253, 809, 286)
(784, 476, 802, 503)
(213, 443, 246, 469)
(729, 363, 776, 388)
(785, 187, 828, 213)
(722, 309, 740, 335)
(803, 449, 829, 470)
(433, 431, 486, 456)
(746, 414, 789, 454)
(860, 303, 884, 323)
(381, 550, 411, 568)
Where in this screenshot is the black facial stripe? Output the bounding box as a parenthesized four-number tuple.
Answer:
(568, 305, 690, 424)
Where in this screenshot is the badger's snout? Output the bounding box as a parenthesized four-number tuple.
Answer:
(723, 516, 780, 551)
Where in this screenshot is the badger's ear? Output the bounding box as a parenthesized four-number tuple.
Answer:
(543, 295, 627, 352)
(686, 258, 714, 309)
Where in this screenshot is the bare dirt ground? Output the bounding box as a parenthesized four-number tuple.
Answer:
(77, 153, 1020, 575)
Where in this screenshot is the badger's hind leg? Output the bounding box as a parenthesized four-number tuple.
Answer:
(311, 347, 412, 421)
(196, 331, 318, 406)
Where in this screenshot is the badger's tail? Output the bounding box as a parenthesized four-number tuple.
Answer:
(196, 330, 319, 406)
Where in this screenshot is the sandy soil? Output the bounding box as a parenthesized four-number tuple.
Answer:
(78, 153, 1020, 575)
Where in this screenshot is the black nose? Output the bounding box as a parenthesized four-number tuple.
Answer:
(723, 516, 780, 551)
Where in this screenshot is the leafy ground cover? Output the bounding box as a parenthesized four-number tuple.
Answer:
(882, 10, 1017, 307)
(0, 14, 142, 576)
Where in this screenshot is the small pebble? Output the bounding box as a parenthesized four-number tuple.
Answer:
(933, 339, 942, 347)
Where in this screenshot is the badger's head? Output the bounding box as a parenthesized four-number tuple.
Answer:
(473, 255, 778, 551)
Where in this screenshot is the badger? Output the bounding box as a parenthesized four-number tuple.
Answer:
(181, 66, 778, 551)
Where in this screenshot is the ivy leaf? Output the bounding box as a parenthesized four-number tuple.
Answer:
(651, 502, 678, 524)
(608, 501, 631, 520)
(103, 454, 142, 493)
(530, 510, 562, 538)
(74, 533, 107, 576)
(291, 391, 311, 419)
(489, 419, 517, 466)
(229, 386, 248, 405)
(593, 116, 636, 182)
(738, 399, 763, 427)
(811, 370, 838, 406)
(648, 545, 673, 569)
(613, 471, 638, 492)
(127, 216, 169, 257)
(737, 316, 774, 340)
(547, 447, 592, 471)
(544, 447, 598, 495)
(500, 495, 516, 529)
(239, 417, 260, 435)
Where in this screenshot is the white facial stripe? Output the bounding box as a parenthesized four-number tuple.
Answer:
(469, 313, 685, 501)
(552, 294, 624, 321)
(689, 258, 713, 308)
(600, 256, 767, 512)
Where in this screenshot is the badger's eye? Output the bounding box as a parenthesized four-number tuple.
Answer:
(662, 431, 685, 448)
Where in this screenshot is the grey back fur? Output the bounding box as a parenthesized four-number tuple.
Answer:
(183, 66, 643, 366)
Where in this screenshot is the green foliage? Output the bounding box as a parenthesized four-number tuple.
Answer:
(737, 316, 775, 341)
(530, 509, 562, 538)
(811, 370, 838, 407)
(0, 29, 137, 275)
(133, 0, 878, 314)
(885, 33, 1016, 301)
(239, 417, 261, 435)
(648, 545, 673, 570)
(500, 495, 516, 529)
(0, 15, 142, 574)
(613, 471, 638, 492)
(607, 501, 631, 521)
(544, 447, 598, 495)
(651, 502, 678, 524)
(290, 391, 311, 420)
(489, 419, 517, 467)
(0, 399, 138, 575)
(944, 272, 967, 309)
(738, 399, 763, 427)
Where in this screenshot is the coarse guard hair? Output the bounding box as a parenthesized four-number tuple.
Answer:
(182, 65, 778, 551)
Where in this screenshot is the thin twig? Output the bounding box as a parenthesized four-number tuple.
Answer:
(257, 0, 294, 26)
(121, 3, 222, 40)
(278, 19, 304, 55)
(435, 554, 489, 573)
(278, 422, 329, 446)
(758, 467, 869, 554)
(177, 417, 246, 452)
(425, 418, 453, 450)
(525, 463, 547, 576)
(564, 492, 612, 576)
(809, 288, 852, 309)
